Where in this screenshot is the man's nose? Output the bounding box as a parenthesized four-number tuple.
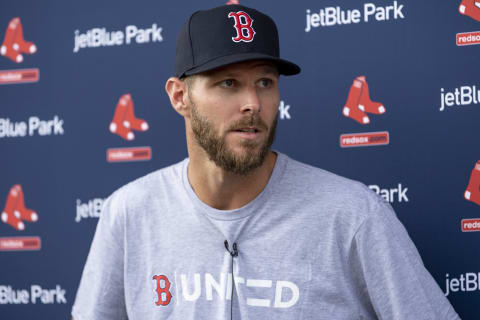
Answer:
(239, 86, 261, 114)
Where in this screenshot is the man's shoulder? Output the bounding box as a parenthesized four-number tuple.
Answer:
(282, 153, 367, 193)
(109, 158, 187, 203)
(280, 153, 386, 217)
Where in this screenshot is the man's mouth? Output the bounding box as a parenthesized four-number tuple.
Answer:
(230, 126, 264, 141)
(234, 127, 260, 133)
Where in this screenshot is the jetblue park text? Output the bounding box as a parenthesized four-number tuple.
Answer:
(73, 23, 163, 52)
(305, 1, 404, 32)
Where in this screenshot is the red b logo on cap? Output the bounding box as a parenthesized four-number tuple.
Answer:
(228, 11, 256, 43)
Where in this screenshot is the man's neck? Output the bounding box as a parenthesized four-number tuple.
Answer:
(187, 150, 277, 210)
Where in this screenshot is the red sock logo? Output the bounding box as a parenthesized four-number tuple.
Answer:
(342, 76, 385, 124)
(459, 0, 480, 22)
(1, 185, 38, 231)
(109, 94, 149, 141)
(465, 161, 480, 206)
(0, 18, 37, 63)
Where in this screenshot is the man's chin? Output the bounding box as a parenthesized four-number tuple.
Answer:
(213, 145, 269, 176)
(227, 144, 265, 159)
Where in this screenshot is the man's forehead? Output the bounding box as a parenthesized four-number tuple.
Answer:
(201, 60, 279, 78)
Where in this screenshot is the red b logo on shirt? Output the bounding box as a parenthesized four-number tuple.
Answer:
(153, 275, 172, 306)
(228, 11, 256, 42)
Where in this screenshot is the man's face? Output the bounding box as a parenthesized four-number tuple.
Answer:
(186, 60, 280, 176)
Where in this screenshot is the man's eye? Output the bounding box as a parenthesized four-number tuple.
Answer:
(220, 79, 235, 87)
(259, 78, 272, 88)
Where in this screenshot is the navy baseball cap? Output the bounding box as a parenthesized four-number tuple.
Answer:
(175, 4, 301, 78)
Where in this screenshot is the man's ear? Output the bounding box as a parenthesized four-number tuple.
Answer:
(165, 77, 190, 117)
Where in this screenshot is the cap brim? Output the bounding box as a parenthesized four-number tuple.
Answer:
(183, 53, 300, 77)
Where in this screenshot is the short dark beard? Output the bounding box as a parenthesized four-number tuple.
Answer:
(189, 97, 277, 176)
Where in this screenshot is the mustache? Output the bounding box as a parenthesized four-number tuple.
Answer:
(228, 115, 268, 131)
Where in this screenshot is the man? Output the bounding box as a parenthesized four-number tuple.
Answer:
(72, 4, 460, 320)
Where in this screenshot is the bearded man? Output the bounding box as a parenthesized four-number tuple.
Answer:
(72, 4, 460, 320)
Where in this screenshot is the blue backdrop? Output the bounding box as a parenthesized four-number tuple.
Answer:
(1, 0, 479, 318)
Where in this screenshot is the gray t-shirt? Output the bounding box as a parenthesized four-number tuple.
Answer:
(72, 152, 460, 320)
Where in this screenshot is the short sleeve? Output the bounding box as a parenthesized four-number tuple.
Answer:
(71, 192, 128, 320)
(353, 197, 460, 320)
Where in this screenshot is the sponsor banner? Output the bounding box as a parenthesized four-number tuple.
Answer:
(456, 31, 480, 46)
(278, 100, 291, 120)
(0, 68, 39, 85)
(0, 285, 67, 304)
(445, 272, 480, 296)
(0, 236, 41, 251)
(1, 185, 42, 252)
(75, 198, 105, 222)
(440, 85, 480, 111)
(107, 146, 152, 162)
(305, 1, 405, 32)
(340, 131, 389, 148)
(461, 218, 480, 232)
(368, 183, 409, 203)
(0, 116, 65, 138)
(74, 23, 163, 53)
